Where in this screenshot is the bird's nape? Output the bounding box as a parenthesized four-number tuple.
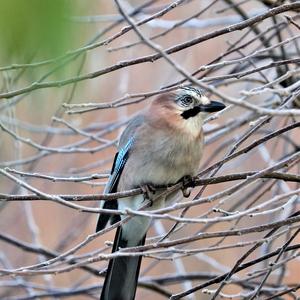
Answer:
(97, 86, 224, 300)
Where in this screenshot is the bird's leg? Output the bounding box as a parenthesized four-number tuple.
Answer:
(140, 184, 156, 205)
(180, 175, 196, 198)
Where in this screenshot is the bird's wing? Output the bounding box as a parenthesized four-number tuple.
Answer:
(96, 137, 134, 232)
(105, 137, 134, 194)
(106, 114, 145, 193)
(96, 115, 144, 232)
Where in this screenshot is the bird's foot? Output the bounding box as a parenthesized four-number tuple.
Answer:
(180, 175, 196, 198)
(140, 184, 156, 205)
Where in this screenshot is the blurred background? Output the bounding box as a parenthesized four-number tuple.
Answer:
(0, 0, 299, 299)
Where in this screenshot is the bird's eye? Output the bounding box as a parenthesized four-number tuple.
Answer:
(180, 95, 193, 106)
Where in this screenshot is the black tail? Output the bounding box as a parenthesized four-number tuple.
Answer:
(100, 226, 146, 300)
(96, 200, 120, 233)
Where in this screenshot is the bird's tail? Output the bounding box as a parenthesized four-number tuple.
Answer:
(100, 226, 146, 300)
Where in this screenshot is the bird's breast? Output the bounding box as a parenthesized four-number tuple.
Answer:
(119, 130, 203, 190)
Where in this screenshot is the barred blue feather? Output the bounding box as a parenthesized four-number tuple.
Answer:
(96, 137, 134, 232)
(106, 137, 134, 193)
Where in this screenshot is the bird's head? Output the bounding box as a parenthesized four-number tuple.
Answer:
(174, 86, 225, 118)
(149, 86, 225, 137)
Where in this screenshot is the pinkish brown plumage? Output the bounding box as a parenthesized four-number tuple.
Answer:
(97, 86, 225, 300)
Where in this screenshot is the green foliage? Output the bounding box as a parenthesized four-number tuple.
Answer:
(0, 0, 76, 63)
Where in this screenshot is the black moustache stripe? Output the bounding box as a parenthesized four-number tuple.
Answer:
(181, 106, 201, 119)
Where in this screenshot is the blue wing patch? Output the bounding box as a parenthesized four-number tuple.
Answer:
(106, 137, 134, 193)
(96, 137, 134, 232)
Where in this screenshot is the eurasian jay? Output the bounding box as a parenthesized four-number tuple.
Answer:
(96, 86, 225, 300)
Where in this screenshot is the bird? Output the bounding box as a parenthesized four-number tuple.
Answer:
(96, 86, 225, 300)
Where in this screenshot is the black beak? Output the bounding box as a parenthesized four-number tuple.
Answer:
(181, 100, 226, 119)
(200, 101, 226, 113)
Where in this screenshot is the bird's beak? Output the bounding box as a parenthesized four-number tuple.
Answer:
(199, 101, 226, 113)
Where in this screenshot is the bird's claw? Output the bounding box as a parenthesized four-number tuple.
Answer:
(181, 175, 196, 198)
(182, 188, 191, 198)
(140, 184, 156, 205)
(182, 175, 196, 188)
